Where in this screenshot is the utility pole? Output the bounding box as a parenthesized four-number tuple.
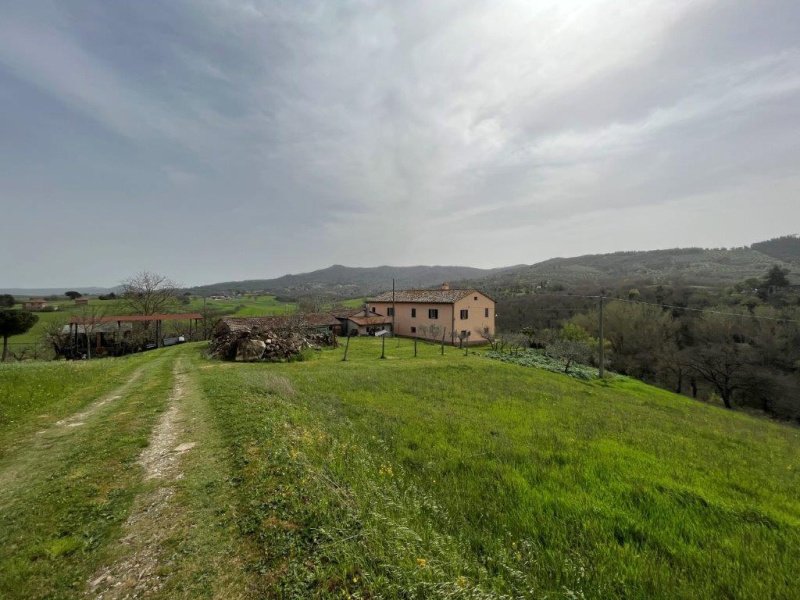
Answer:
(598, 295, 605, 379)
(391, 278, 396, 339)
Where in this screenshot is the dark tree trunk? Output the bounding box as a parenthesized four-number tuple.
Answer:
(690, 377, 698, 398)
(2, 335, 7, 362)
(675, 368, 683, 394)
(720, 390, 733, 409)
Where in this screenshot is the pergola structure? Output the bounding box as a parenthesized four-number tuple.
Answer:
(68, 312, 204, 350)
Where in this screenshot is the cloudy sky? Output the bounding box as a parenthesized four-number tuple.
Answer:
(1, 1, 799, 287)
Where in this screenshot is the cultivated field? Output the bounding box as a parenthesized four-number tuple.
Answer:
(0, 339, 798, 598)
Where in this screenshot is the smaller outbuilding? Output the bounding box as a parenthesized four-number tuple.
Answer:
(332, 306, 393, 337)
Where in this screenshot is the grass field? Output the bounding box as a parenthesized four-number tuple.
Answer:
(0, 339, 798, 598)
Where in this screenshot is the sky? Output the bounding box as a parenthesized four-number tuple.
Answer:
(1, 0, 799, 288)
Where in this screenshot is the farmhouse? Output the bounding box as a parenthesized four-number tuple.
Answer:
(368, 283, 495, 345)
(74, 297, 89, 306)
(22, 298, 49, 311)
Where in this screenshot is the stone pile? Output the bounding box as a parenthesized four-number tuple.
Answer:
(209, 326, 335, 362)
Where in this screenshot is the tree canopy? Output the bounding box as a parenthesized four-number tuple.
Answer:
(0, 309, 39, 361)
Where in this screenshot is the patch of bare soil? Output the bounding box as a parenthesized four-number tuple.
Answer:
(88, 361, 197, 599)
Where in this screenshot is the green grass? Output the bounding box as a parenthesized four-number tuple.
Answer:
(191, 337, 800, 599)
(187, 294, 297, 317)
(0, 351, 176, 598)
(1, 339, 798, 598)
(0, 352, 152, 455)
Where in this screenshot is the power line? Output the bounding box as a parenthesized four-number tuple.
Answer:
(611, 297, 800, 324)
(511, 292, 800, 324)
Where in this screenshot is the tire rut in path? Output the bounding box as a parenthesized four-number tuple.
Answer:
(0, 366, 147, 506)
(88, 359, 197, 599)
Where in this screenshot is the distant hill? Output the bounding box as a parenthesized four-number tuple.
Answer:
(12, 236, 797, 300)
(750, 235, 800, 263)
(188, 265, 502, 298)
(468, 245, 798, 293)
(0, 287, 115, 298)
(190, 238, 799, 298)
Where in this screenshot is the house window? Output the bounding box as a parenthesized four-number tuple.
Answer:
(460, 309, 469, 320)
(485, 308, 489, 318)
(387, 307, 394, 316)
(411, 308, 416, 318)
(428, 308, 439, 319)
(411, 326, 416, 333)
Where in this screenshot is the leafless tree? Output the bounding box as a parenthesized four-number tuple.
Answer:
(418, 323, 442, 344)
(298, 295, 325, 313)
(503, 333, 528, 355)
(476, 326, 500, 350)
(121, 271, 179, 315)
(75, 304, 106, 359)
(41, 316, 70, 358)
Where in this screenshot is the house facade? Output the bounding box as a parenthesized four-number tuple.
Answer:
(333, 307, 392, 337)
(368, 283, 495, 345)
(22, 298, 48, 311)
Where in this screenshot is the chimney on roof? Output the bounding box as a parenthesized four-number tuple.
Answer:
(441, 282, 450, 290)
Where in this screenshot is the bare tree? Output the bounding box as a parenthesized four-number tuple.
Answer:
(418, 323, 442, 344)
(476, 326, 500, 350)
(41, 316, 70, 358)
(121, 271, 179, 315)
(75, 304, 106, 359)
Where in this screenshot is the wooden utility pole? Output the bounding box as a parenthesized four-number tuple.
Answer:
(598, 296, 605, 378)
(391, 278, 396, 338)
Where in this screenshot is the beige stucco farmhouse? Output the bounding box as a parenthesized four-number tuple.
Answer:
(368, 283, 495, 345)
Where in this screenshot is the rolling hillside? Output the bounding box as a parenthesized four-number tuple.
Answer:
(6, 236, 798, 300)
(469, 245, 799, 292)
(1, 340, 798, 598)
(188, 237, 799, 298)
(188, 264, 502, 297)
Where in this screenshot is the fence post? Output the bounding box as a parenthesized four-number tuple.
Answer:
(342, 333, 351, 361)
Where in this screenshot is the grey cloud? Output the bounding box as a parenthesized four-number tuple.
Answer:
(1, 0, 799, 286)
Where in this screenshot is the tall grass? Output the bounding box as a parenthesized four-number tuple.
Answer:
(194, 338, 800, 599)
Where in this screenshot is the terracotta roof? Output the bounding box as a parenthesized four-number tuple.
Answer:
(333, 307, 384, 319)
(218, 313, 339, 334)
(347, 315, 392, 326)
(331, 307, 364, 318)
(69, 313, 202, 324)
(369, 289, 486, 304)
